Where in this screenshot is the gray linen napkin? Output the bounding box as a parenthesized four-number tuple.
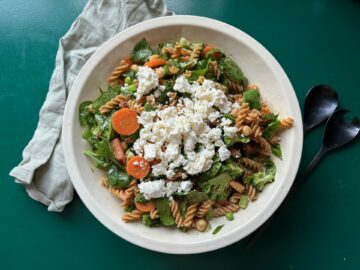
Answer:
(9, 0, 173, 212)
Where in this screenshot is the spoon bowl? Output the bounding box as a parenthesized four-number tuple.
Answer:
(303, 84, 338, 134)
(323, 109, 360, 150)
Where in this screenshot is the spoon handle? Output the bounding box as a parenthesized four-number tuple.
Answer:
(246, 147, 328, 248)
(287, 147, 328, 197)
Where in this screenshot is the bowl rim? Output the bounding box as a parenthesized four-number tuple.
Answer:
(62, 15, 303, 254)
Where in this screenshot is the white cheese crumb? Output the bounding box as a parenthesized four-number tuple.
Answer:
(138, 180, 193, 200)
(223, 126, 238, 138)
(220, 118, 232, 126)
(178, 181, 193, 193)
(138, 180, 165, 200)
(218, 146, 231, 161)
(173, 75, 193, 93)
(143, 144, 157, 161)
(136, 66, 159, 100)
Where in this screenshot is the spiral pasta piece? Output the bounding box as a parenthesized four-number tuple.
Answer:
(250, 120, 262, 138)
(229, 181, 245, 193)
(169, 200, 183, 227)
(228, 81, 244, 93)
(190, 43, 203, 59)
(99, 95, 128, 114)
(149, 209, 158, 219)
(127, 100, 144, 114)
(240, 157, 263, 171)
(196, 200, 214, 218)
(122, 210, 143, 223)
(255, 136, 272, 156)
(233, 102, 249, 129)
(229, 193, 242, 204)
(210, 61, 221, 80)
(183, 203, 199, 227)
(246, 184, 257, 201)
(245, 109, 261, 124)
(108, 60, 131, 84)
(213, 204, 240, 217)
(280, 117, 294, 130)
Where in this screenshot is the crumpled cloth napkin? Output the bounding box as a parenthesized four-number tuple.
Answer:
(9, 0, 173, 212)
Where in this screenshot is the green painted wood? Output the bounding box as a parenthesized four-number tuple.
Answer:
(1, 0, 360, 269)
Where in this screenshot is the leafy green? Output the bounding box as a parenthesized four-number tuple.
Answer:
(107, 165, 131, 188)
(179, 200, 188, 219)
(261, 113, 278, 122)
(130, 38, 153, 64)
(244, 159, 276, 191)
(239, 195, 249, 209)
(223, 113, 235, 122)
(184, 191, 208, 204)
(79, 101, 95, 127)
(243, 89, 261, 110)
(222, 158, 243, 179)
(188, 67, 208, 81)
(142, 214, 160, 227)
(212, 224, 224, 235)
(200, 172, 233, 200)
(124, 204, 135, 212)
(134, 194, 149, 204)
(220, 57, 247, 91)
(201, 161, 222, 179)
(262, 120, 281, 140)
(205, 209, 215, 221)
(156, 198, 175, 226)
(83, 150, 109, 169)
(224, 135, 250, 147)
(92, 86, 122, 111)
(271, 143, 282, 159)
(158, 79, 174, 104)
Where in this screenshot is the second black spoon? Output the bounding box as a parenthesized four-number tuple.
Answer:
(303, 84, 338, 134)
(247, 109, 360, 247)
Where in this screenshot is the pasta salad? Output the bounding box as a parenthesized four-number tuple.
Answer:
(79, 37, 293, 232)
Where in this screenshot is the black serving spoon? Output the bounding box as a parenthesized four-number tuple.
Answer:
(303, 84, 338, 135)
(247, 109, 360, 247)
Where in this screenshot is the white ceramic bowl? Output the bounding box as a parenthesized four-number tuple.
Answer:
(63, 15, 303, 254)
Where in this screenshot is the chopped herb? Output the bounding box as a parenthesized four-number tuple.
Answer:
(212, 224, 224, 235)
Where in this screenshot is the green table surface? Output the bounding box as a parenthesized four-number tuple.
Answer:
(2, 0, 360, 269)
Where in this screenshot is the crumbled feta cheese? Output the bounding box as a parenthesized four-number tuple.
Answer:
(220, 118, 232, 126)
(178, 181, 193, 193)
(165, 182, 180, 197)
(136, 66, 159, 100)
(183, 148, 214, 175)
(218, 146, 231, 161)
(154, 89, 161, 98)
(143, 144, 157, 161)
(138, 180, 165, 200)
(223, 126, 238, 138)
(138, 180, 193, 199)
(134, 77, 234, 178)
(208, 111, 221, 123)
(173, 75, 193, 93)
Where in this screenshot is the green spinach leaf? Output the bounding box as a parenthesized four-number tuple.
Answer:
(262, 120, 281, 140)
(156, 198, 175, 226)
(131, 38, 153, 64)
(243, 89, 261, 110)
(107, 165, 131, 188)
